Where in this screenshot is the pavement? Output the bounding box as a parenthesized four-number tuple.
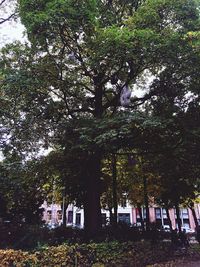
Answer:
(175, 260, 200, 266)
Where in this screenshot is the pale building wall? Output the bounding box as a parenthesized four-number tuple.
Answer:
(132, 207, 136, 224)
(169, 209, 176, 229)
(149, 207, 155, 222)
(42, 201, 134, 228)
(188, 208, 196, 230)
(42, 201, 200, 231)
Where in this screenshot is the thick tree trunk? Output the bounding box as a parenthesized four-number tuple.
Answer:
(175, 204, 182, 232)
(166, 208, 173, 231)
(84, 152, 102, 239)
(112, 154, 118, 228)
(83, 76, 103, 238)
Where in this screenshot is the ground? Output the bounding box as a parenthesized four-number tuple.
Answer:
(152, 260, 200, 267)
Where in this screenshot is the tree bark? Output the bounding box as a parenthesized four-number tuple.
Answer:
(109, 206, 113, 226)
(83, 76, 103, 238)
(61, 195, 68, 227)
(112, 154, 118, 228)
(83, 152, 102, 239)
(143, 176, 150, 231)
(137, 204, 145, 232)
(175, 204, 182, 232)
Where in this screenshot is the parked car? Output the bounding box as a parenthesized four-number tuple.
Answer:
(163, 225, 171, 232)
(162, 225, 195, 234)
(181, 227, 195, 233)
(47, 223, 59, 230)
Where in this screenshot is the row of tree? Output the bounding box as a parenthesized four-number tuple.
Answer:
(0, 0, 200, 237)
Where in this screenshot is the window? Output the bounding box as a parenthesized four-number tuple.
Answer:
(183, 219, 190, 228)
(162, 209, 167, 219)
(57, 210, 62, 221)
(143, 208, 146, 219)
(163, 219, 170, 226)
(181, 208, 189, 227)
(118, 213, 130, 224)
(47, 211, 52, 221)
(136, 208, 140, 218)
(162, 209, 170, 226)
(182, 208, 189, 219)
(136, 208, 142, 225)
(67, 211, 73, 224)
(155, 208, 161, 219)
(101, 213, 107, 226)
(75, 213, 81, 226)
(155, 208, 162, 227)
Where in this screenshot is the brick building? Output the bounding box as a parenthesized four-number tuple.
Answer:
(42, 201, 200, 231)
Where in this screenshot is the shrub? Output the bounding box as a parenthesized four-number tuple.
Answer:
(0, 249, 37, 267)
(1, 241, 199, 266)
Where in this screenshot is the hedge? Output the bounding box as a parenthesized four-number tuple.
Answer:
(0, 241, 199, 267)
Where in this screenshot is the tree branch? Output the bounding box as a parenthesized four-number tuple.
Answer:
(0, 12, 15, 24)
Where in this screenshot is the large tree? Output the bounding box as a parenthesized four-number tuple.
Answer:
(0, 0, 200, 236)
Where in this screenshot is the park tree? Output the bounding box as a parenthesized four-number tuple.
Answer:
(38, 148, 98, 227)
(146, 59, 200, 232)
(101, 152, 137, 227)
(0, 155, 46, 224)
(0, 0, 200, 237)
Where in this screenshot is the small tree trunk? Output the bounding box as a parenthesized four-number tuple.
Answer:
(175, 204, 182, 232)
(137, 204, 145, 232)
(108, 206, 113, 226)
(143, 176, 150, 231)
(61, 196, 68, 227)
(166, 208, 173, 231)
(112, 154, 118, 228)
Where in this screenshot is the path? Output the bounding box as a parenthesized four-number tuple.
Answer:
(175, 260, 200, 267)
(152, 259, 200, 267)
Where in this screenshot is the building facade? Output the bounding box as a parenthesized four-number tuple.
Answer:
(42, 201, 200, 231)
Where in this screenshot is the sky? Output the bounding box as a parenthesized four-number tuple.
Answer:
(0, 0, 25, 46)
(0, 19, 25, 46)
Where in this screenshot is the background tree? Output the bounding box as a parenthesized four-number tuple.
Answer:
(0, 155, 46, 224)
(101, 152, 136, 227)
(147, 59, 200, 232)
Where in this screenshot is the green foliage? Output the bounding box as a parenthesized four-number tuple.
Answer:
(1, 0, 199, 155)
(19, 0, 98, 39)
(1, 241, 200, 266)
(0, 249, 37, 267)
(0, 157, 46, 223)
(131, 0, 200, 31)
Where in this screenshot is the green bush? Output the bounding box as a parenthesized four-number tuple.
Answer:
(0, 249, 37, 267)
(1, 241, 199, 266)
